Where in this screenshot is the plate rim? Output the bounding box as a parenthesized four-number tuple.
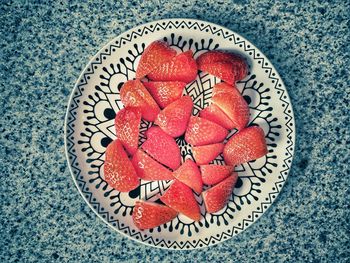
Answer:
(64, 17, 296, 250)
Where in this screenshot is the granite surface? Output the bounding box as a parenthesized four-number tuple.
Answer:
(1, 0, 349, 262)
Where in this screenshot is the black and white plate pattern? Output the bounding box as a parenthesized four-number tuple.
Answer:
(65, 19, 295, 250)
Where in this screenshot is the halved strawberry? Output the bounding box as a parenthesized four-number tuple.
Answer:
(132, 149, 174, 180)
(104, 140, 139, 192)
(199, 104, 235, 130)
(224, 126, 268, 166)
(192, 143, 224, 165)
(211, 82, 249, 130)
(185, 116, 228, 146)
(143, 81, 186, 109)
(136, 40, 177, 79)
(202, 173, 238, 213)
(155, 96, 193, 137)
(120, 80, 160, 122)
(173, 159, 203, 194)
(197, 50, 248, 81)
(212, 81, 233, 96)
(114, 107, 141, 155)
(200, 61, 236, 85)
(148, 50, 198, 83)
(142, 126, 181, 170)
(160, 180, 201, 221)
(200, 165, 235, 185)
(197, 50, 239, 65)
(132, 200, 178, 230)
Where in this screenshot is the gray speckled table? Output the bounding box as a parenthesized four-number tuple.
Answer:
(1, 0, 349, 262)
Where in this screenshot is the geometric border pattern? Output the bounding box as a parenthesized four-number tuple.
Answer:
(64, 18, 295, 250)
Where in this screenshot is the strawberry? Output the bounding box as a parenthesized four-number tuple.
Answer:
(120, 80, 160, 122)
(136, 40, 177, 79)
(212, 81, 233, 96)
(199, 61, 236, 85)
(200, 165, 235, 185)
(155, 96, 193, 137)
(202, 173, 238, 213)
(160, 180, 201, 221)
(211, 82, 249, 130)
(132, 200, 178, 230)
(147, 50, 198, 83)
(192, 143, 224, 165)
(132, 149, 174, 180)
(114, 107, 141, 155)
(173, 159, 203, 194)
(104, 140, 139, 192)
(143, 81, 185, 109)
(199, 104, 235, 130)
(224, 126, 268, 166)
(197, 50, 248, 81)
(141, 126, 181, 170)
(197, 50, 239, 65)
(185, 116, 228, 146)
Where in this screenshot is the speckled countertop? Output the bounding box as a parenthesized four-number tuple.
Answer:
(1, 0, 349, 262)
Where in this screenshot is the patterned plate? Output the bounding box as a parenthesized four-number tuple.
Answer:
(64, 18, 295, 250)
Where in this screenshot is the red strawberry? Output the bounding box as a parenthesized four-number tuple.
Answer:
(120, 80, 160, 122)
(199, 104, 235, 130)
(192, 143, 224, 165)
(197, 50, 238, 65)
(155, 96, 193, 137)
(142, 126, 181, 170)
(143, 81, 185, 109)
(211, 83, 249, 130)
(224, 126, 268, 166)
(104, 140, 139, 192)
(185, 116, 228, 146)
(132, 149, 174, 180)
(197, 50, 248, 81)
(173, 159, 203, 194)
(200, 61, 236, 85)
(132, 200, 178, 230)
(200, 165, 235, 185)
(136, 40, 177, 79)
(114, 107, 141, 155)
(202, 173, 238, 213)
(148, 50, 198, 83)
(212, 81, 233, 96)
(160, 180, 201, 221)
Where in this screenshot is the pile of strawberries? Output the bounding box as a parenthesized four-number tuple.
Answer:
(104, 40, 267, 230)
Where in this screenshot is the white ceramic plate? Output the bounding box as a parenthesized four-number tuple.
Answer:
(65, 18, 295, 250)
